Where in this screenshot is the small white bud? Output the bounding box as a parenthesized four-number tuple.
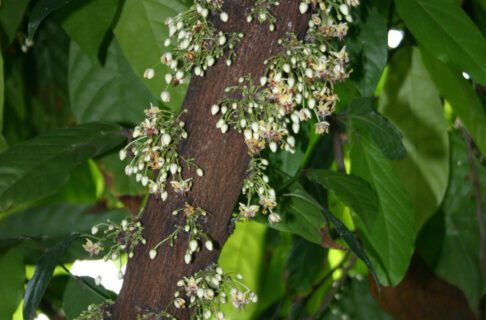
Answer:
(205, 240, 213, 251)
(176, 70, 184, 80)
(165, 73, 173, 84)
(143, 68, 155, 79)
(206, 56, 215, 67)
(161, 191, 168, 201)
(184, 253, 192, 264)
(260, 76, 268, 86)
(141, 176, 149, 186)
(221, 124, 229, 134)
(161, 133, 172, 146)
(164, 38, 171, 47)
(218, 35, 227, 45)
(299, 2, 309, 14)
(211, 104, 220, 115)
(283, 64, 291, 73)
(270, 142, 278, 152)
(149, 249, 157, 260)
(197, 168, 204, 177)
(170, 163, 178, 174)
(220, 12, 229, 22)
(119, 149, 127, 161)
(189, 240, 199, 252)
(91, 226, 98, 235)
(160, 91, 170, 102)
(339, 4, 350, 16)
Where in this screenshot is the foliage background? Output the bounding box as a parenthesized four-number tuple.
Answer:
(0, 0, 485, 319)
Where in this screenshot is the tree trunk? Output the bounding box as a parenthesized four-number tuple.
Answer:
(112, 1, 310, 318)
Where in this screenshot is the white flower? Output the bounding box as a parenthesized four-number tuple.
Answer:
(149, 249, 157, 260)
(299, 2, 309, 14)
(160, 91, 170, 102)
(143, 68, 155, 79)
(268, 212, 281, 224)
(220, 12, 229, 22)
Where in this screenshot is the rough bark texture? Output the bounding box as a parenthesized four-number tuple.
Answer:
(113, 1, 309, 319)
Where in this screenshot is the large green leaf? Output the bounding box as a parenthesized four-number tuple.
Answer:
(69, 40, 157, 124)
(345, 97, 406, 160)
(351, 6, 388, 96)
(114, 0, 189, 108)
(0, 0, 30, 43)
(349, 131, 415, 286)
(286, 237, 327, 295)
(218, 221, 266, 320)
(0, 247, 24, 320)
(378, 47, 450, 229)
(0, 47, 3, 133)
(27, 0, 74, 40)
(395, 0, 486, 85)
(23, 233, 79, 320)
(421, 48, 486, 157)
(0, 122, 125, 211)
(61, 0, 119, 63)
(431, 133, 486, 312)
(273, 186, 326, 245)
(305, 169, 378, 232)
(63, 276, 115, 319)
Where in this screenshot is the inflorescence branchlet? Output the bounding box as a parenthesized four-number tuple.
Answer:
(120, 107, 202, 201)
(74, 300, 114, 320)
(149, 203, 213, 264)
(145, 0, 243, 103)
(246, 0, 280, 31)
(173, 264, 257, 320)
(83, 216, 146, 261)
(241, 158, 281, 224)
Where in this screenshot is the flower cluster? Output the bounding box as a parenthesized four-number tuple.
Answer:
(173, 264, 257, 319)
(299, 0, 359, 22)
(83, 217, 145, 260)
(212, 76, 297, 156)
(74, 301, 114, 320)
(121, 107, 202, 200)
(150, 0, 243, 103)
(149, 203, 213, 264)
(246, 0, 280, 31)
(241, 158, 281, 224)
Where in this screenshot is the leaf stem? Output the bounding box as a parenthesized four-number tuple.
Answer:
(59, 264, 111, 300)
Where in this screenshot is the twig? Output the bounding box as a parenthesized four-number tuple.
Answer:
(59, 264, 111, 300)
(461, 129, 486, 277)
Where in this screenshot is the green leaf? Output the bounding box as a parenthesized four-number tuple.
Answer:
(27, 0, 74, 41)
(378, 47, 450, 229)
(218, 221, 266, 320)
(114, 0, 189, 108)
(63, 276, 115, 319)
(352, 7, 388, 96)
(286, 237, 327, 295)
(68, 40, 157, 124)
(0, 122, 125, 211)
(305, 169, 378, 232)
(349, 131, 415, 286)
(61, 0, 119, 63)
(0, 204, 127, 240)
(274, 186, 326, 245)
(431, 133, 486, 312)
(0, 247, 24, 320)
(421, 48, 486, 157)
(395, 0, 486, 85)
(0, 0, 30, 43)
(345, 97, 406, 160)
(23, 233, 78, 320)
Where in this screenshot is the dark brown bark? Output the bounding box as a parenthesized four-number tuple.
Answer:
(112, 1, 309, 319)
